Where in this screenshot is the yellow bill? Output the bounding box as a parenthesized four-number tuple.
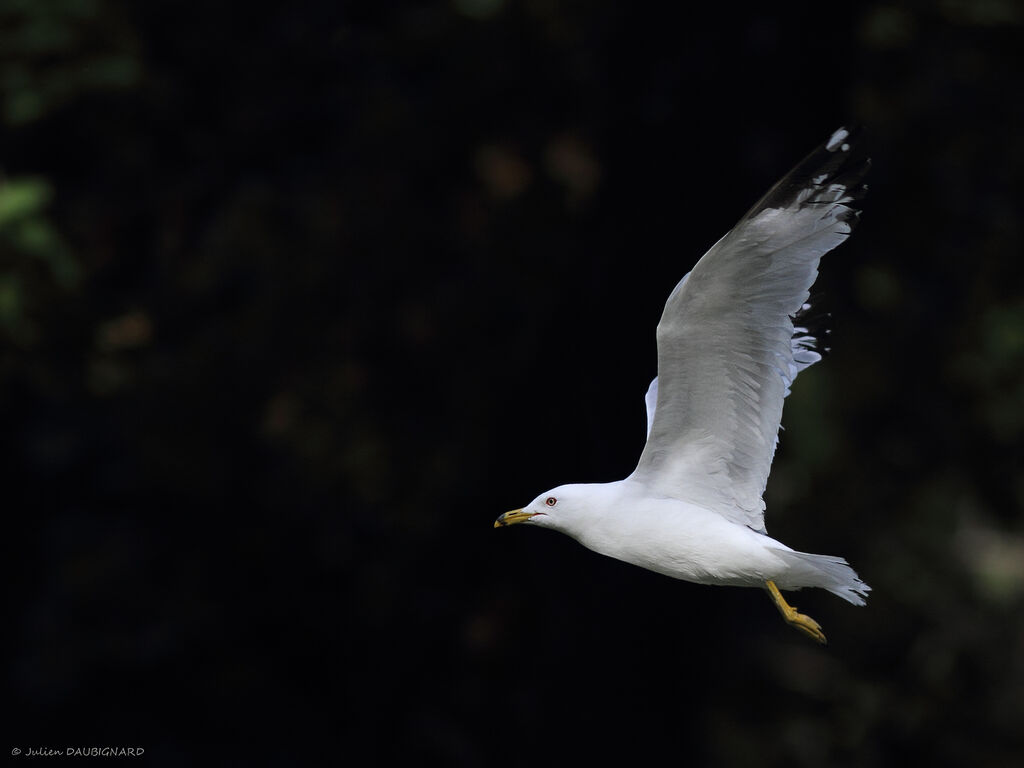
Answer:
(494, 509, 541, 528)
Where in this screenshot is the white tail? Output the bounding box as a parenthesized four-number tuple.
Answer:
(773, 549, 871, 605)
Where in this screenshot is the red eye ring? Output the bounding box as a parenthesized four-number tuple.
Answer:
(545, 497, 557, 507)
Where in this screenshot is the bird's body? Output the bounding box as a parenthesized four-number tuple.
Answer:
(529, 479, 866, 601)
(543, 480, 788, 587)
(496, 127, 871, 642)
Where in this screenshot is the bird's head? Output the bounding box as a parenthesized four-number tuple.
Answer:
(494, 484, 593, 534)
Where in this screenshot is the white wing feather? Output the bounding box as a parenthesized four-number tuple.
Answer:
(644, 302, 823, 438)
(631, 130, 868, 533)
(644, 376, 659, 439)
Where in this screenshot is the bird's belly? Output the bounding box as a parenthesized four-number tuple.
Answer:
(575, 504, 789, 588)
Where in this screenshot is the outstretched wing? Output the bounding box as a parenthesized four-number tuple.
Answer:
(642, 299, 824, 436)
(630, 127, 868, 533)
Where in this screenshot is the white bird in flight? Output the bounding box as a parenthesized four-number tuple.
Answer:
(496, 127, 871, 643)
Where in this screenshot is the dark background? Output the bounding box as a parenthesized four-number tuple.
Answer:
(4, 1, 1024, 765)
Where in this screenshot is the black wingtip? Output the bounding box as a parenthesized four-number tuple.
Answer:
(740, 126, 870, 221)
(824, 124, 864, 153)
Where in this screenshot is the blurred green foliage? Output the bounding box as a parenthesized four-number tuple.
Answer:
(0, 0, 140, 124)
(0, 177, 77, 343)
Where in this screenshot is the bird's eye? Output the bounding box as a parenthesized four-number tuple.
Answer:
(545, 497, 557, 507)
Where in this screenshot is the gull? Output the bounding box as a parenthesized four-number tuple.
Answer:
(495, 127, 870, 643)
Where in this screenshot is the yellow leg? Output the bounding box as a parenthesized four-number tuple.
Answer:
(765, 580, 827, 644)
